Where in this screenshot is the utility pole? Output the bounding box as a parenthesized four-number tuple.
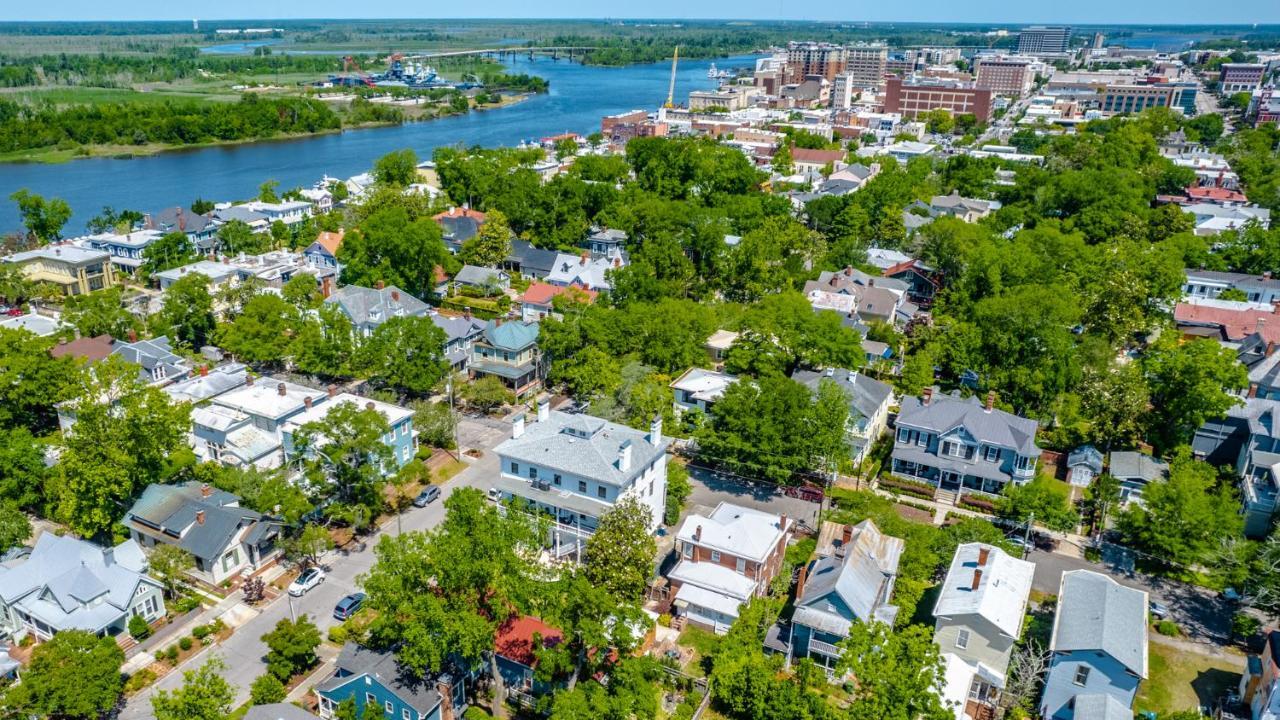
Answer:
(447, 374, 461, 460)
(1023, 512, 1035, 559)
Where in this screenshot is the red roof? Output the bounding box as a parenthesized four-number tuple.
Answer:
(519, 282, 597, 306)
(1186, 186, 1249, 204)
(791, 148, 846, 165)
(1175, 302, 1280, 342)
(314, 230, 344, 255)
(495, 616, 563, 668)
(433, 207, 487, 223)
(50, 334, 114, 362)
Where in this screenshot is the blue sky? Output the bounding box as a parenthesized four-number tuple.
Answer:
(4, 1, 1278, 24)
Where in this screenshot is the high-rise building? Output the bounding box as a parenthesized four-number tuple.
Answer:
(974, 56, 1037, 97)
(785, 42, 848, 83)
(1016, 26, 1072, 54)
(832, 73, 857, 110)
(883, 76, 994, 122)
(1092, 32, 1105, 49)
(1220, 63, 1266, 93)
(844, 44, 889, 88)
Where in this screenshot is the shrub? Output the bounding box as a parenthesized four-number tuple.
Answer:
(164, 646, 179, 663)
(328, 623, 349, 645)
(958, 495, 998, 513)
(192, 625, 211, 641)
(124, 668, 156, 694)
(1155, 620, 1181, 636)
(178, 637, 193, 651)
(250, 673, 287, 705)
(1232, 611, 1261, 640)
(128, 614, 151, 641)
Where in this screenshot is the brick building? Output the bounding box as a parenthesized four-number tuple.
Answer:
(974, 56, 1036, 97)
(883, 76, 994, 122)
(786, 42, 848, 83)
(1221, 63, 1266, 93)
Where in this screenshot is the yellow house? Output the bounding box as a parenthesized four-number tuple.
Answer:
(4, 244, 116, 296)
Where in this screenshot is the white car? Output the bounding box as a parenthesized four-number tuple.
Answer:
(487, 488, 502, 502)
(288, 567, 325, 597)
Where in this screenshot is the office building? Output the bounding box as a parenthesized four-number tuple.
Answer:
(1017, 26, 1072, 54)
(883, 76, 994, 122)
(974, 56, 1037, 97)
(1221, 63, 1266, 93)
(844, 44, 888, 88)
(786, 42, 847, 82)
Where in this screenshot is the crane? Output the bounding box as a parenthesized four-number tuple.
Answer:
(664, 46, 680, 109)
(341, 55, 376, 88)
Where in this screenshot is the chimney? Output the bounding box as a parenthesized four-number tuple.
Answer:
(978, 547, 990, 566)
(971, 569, 983, 591)
(201, 483, 212, 498)
(537, 398, 550, 422)
(199, 365, 209, 377)
(618, 440, 633, 472)
(795, 561, 809, 597)
(985, 391, 996, 412)
(328, 383, 337, 398)
(464, 309, 472, 321)
(694, 525, 702, 541)
(375, 280, 385, 290)
(512, 413, 526, 439)
(277, 382, 287, 396)
(1266, 271, 1274, 281)
(648, 415, 663, 445)
(922, 387, 933, 406)
(127, 328, 138, 343)
(778, 513, 787, 531)
(579, 251, 588, 266)
(843, 266, 853, 276)
(366, 401, 375, 411)
(391, 290, 400, 302)
(246, 374, 254, 386)
(304, 396, 313, 410)
(195, 510, 206, 525)
(436, 677, 456, 720)
(1269, 343, 1278, 358)
(841, 524, 853, 547)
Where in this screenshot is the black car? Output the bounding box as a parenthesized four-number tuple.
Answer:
(333, 592, 367, 620)
(413, 486, 442, 507)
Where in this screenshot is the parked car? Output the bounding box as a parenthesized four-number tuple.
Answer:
(487, 488, 502, 502)
(1149, 600, 1169, 620)
(289, 567, 325, 597)
(333, 592, 367, 620)
(1223, 587, 1242, 604)
(413, 486, 441, 507)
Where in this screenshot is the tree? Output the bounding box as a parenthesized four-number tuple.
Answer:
(461, 375, 513, 413)
(1143, 337, 1247, 450)
(2, 630, 125, 720)
(216, 293, 299, 364)
(584, 496, 657, 603)
(62, 286, 141, 340)
(1085, 473, 1123, 532)
(281, 273, 319, 310)
(0, 502, 30, 554)
(772, 143, 794, 175)
(141, 231, 197, 275)
(354, 315, 450, 396)
(664, 461, 692, 526)
(725, 291, 865, 376)
(458, 208, 512, 268)
(838, 622, 951, 720)
(0, 426, 48, 509)
(151, 657, 234, 720)
(337, 207, 452, 299)
(1244, 528, 1280, 621)
(374, 148, 420, 187)
(1117, 448, 1243, 567)
(55, 356, 191, 538)
(412, 399, 457, 450)
(10, 188, 72, 242)
(259, 180, 280, 203)
(292, 303, 356, 378)
(1003, 641, 1051, 713)
(149, 544, 194, 599)
(0, 328, 80, 433)
(217, 219, 269, 255)
(284, 523, 335, 568)
(249, 673, 286, 705)
(263, 616, 323, 681)
(360, 489, 543, 720)
(191, 198, 215, 215)
(924, 108, 956, 135)
(554, 136, 579, 160)
(554, 346, 621, 401)
(155, 272, 216, 349)
(998, 475, 1080, 532)
(1079, 362, 1149, 451)
(294, 401, 394, 526)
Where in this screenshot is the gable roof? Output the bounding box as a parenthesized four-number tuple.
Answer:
(1071, 693, 1135, 720)
(495, 409, 668, 487)
(318, 643, 443, 715)
(1067, 445, 1104, 474)
(933, 543, 1034, 638)
(112, 336, 189, 379)
(508, 240, 559, 277)
(310, 230, 344, 257)
(244, 704, 320, 720)
(671, 368, 738, 404)
(520, 282, 597, 306)
(1051, 570, 1148, 678)
(676, 502, 787, 563)
(791, 368, 892, 422)
(126, 481, 281, 561)
(897, 390, 1040, 455)
(796, 519, 903, 633)
(454, 265, 507, 286)
(792, 147, 846, 165)
(1107, 451, 1168, 482)
(325, 284, 431, 328)
(495, 616, 563, 668)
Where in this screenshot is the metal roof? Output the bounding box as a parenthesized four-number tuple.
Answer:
(796, 519, 903, 631)
(675, 502, 786, 563)
(933, 543, 1034, 638)
(495, 410, 668, 487)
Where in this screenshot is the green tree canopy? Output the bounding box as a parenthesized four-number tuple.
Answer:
(2, 630, 125, 720)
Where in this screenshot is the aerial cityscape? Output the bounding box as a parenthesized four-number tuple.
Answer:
(0, 9, 1279, 720)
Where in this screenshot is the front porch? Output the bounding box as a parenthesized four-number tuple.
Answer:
(890, 458, 1010, 499)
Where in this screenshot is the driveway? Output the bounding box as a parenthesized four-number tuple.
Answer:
(121, 440, 502, 718)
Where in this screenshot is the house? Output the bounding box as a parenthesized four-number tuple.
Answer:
(929, 192, 998, 223)
(865, 247, 913, 271)
(315, 643, 466, 720)
(325, 283, 432, 337)
(1184, 202, 1271, 235)
(3, 244, 116, 296)
(430, 311, 487, 370)
(505, 239, 559, 280)
(125, 481, 285, 586)
(1107, 451, 1168, 505)
(194, 377, 328, 469)
(792, 368, 893, 466)
(244, 704, 320, 720)
(470, 320, 542, 398)
(163, 363, 249, 404)
(822, 162, 879, 194)
(303, 230, 344, 272)
(802, 267, 916, 327)
(883, 258, 944, 307)
(1243, 630, 1280, 720)
(1040, 570, 1148, 720)
(786, 520, 903, 673)
(1066, 445, 1104, 488)
(282, 393, 418, 471)
(586, 228, 627, 257)
(143, 207, 219, 252)
(0, 533, 164, 642)
(670, 368, 738, 415)
(518, 282, 597, 323)
(705, 330, 739, 367)
(495, 616, 564, 695)
(791, 147, 848, 181)
(493, 400, 669, 544)
(240, 200, 313, 227)
(1225, 397, 1280, 536)
(0, 312, 59, 337)
(668, 503, 790, 633)
(1174, 299, 1280, 343)
(112, 335, 191, 386)
(891, 389, 1040, 499)
(212, 205, 271, 233)
(932, 543, 1035, 720)
(861, 339, 894, 368)
(858, 140, 938, 164)
(49, 333, 114, 362)
(546, 250, 626, 292)
(83, 229, 165, 274)
(154, 260, 241, 291)
(1183, 269, 1280, 305)
(453, 265, 510, 292)
(434, 207, 486, 254)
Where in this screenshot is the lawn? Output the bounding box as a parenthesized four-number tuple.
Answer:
(1136, 638, 1245, 715)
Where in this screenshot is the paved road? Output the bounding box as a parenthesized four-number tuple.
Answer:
(121, 423, 503, 719)
(684, 465, 821, 526)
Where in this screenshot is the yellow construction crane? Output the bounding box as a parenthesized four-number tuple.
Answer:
(664, 46, 680, 108)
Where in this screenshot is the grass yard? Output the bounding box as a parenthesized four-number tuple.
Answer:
(1136, 638, 1245, 715)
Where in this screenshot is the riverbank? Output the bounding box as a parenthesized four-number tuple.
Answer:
(0, 92, 533, 165)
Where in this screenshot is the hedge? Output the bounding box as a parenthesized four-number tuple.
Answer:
(958, 495, 998, 513)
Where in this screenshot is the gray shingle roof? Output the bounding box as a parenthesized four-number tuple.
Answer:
(897, 390, 1040, 455)
(126, 481, 281, 562)
(454, 265, 506, 287)
(792, 368, 892, 423)
(317, 643, 442, 715)
(508, 240, 559, 277)
(1106, 451, 1168, 483)
(243, 704, 319, 720)
(1052, 570, 1148, 678)
(1067, 445, 1104, 474)
(495, 410, 669, 487)
(1071, 694, 1134, 720)
(112, 336, 189, 382)
(325, 284, 431, 329)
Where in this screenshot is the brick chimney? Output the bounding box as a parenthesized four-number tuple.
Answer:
(245, 374, 254, 386)
(375, 280, 385, 290)
(795, 561, 809, 597)
(391, 290, 400, 302)
(841, 524, 853, 547)
(328, 383, 337, 398)
(366, 401, 375, 411)
(978, 547, 989, 566)
(437, 677, 456, 720)
(694, 525, 702, 541)
(971, 569, 983, 590)
(195, 510, 206, 525)
(277, 382, 287, 396)
(922, 387, 933, 406)
(778, 513, 787, 531)
(304, 396, 313, 410)
(127, 328, 138, 343)
(579, 251, 588, 266)
(199, 365, 209, 377)
(201, 483, 213, 498)
(984, 391, 996, 412)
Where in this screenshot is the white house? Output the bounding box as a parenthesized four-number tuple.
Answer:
(670, 368, 738, 415)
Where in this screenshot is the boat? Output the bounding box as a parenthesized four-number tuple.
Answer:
(707, 63, 730, 79)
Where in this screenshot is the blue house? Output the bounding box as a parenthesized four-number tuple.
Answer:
(303, 230, 343, 272)
(494, 616, 564, 696)
(1040, 570, 1148, 720)
(315, 643, 466, 720)
(282, 393, 418, 471)
(786, 520, 903, 674)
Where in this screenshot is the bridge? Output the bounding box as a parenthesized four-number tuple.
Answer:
(401, 46, 598, 62)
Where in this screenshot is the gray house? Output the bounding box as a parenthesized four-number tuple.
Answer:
(1107, 451, 1169, 506)
(890, 389, 1040, 500)
(112, 335, 191, 386)
(453, 265, 511, 292)
(792, 368, 894, 466)
(1040, 570, 1148, 720)
(325, 283, 432, 336)
(125, 482, 284, 586)
(1066, 445, 1104, 488)
(0, 533, 165, 642)
(430, 312, 487, 370)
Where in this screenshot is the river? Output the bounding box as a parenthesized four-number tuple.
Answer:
(0, 54, 757, 234)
